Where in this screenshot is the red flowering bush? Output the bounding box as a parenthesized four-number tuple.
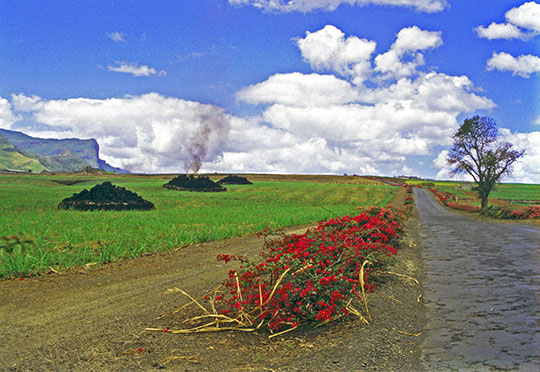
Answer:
(429, 187, 539, 219)
(428, 188, 481, 213)
(445, 201, 481, 213)
(481, 205, 540, 219)
(404, 196, 414, 206)
(213, 207, 405, 332)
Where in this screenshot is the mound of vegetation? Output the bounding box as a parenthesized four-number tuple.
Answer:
(163, 174, 226, 192)
(217, 175, 253, 185)
(58, 181, 155, 211)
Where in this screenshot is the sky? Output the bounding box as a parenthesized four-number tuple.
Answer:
(0, 0, 539, 182)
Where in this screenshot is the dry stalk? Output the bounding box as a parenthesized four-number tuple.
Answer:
(149, 261, 372, 338)
(260, 267, 291, 307)
(268, 325, 298, 339)
(158, 285, 222, 319)
(161, 353, 201, 365)
(382, 271, 420, 285)
(396, 330, 422, 337)
(359, 260, 372, 323)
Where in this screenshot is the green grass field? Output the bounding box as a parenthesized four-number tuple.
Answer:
(404, 179, 540, 207)
(489, 184, 540, 204)
(0, 174, 395, 279)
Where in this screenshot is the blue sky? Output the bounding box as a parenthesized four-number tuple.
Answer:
(1, 0, 539, 181)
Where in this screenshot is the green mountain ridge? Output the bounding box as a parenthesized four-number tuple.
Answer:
(0, 134, 48, 173)
(0, 129, 127, 174)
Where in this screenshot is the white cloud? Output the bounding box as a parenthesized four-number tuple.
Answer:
(107, 61, 167, 77)
(237, 72, 493, 175)
(475, 22, 529, 41)
(231, 25, 495, 176)
(3, 24, 507, 179)
(499, 129, 540, 184)
(236, 72, 360, 107)
(0, 98, 18, 129)
(487, 52, 540, 78)
(107, 32, 126, 42)
(390, 25, 443, 54)
(296, 25, 376, 85)
(10, 93, 230, 173)
(294, 25, 442, 81)
(229, 0, 448, 13)
(476, 2, 540, 40)
(432, 150, 474, 181)
(210, 121, 382, 174)
(505, 1, 540, 33)
(374, 26, 442, 78)
(11, 94, 44, 112)
(535, 116, 540, 125)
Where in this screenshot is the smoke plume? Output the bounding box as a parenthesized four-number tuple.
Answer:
(184, 108, 230, 174)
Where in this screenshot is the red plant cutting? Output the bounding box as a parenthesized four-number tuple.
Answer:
(148, 207, 407, 337)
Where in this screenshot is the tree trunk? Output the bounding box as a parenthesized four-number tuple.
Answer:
(481, 194, 489, 211)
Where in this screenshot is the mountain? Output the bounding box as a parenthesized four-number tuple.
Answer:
(0, 133, 48, 173)
(0, 129, 127, 173)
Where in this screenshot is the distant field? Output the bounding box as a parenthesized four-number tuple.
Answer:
(489, 184, 540, 204)
(0, 173, 395, 279)
(404, 179, 540, 207)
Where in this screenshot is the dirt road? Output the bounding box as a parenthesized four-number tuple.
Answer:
(0, 220, 424, 372)
(415, 188, 540, 371)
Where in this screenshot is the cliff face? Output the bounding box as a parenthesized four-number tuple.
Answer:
(0, 129, 127, 173)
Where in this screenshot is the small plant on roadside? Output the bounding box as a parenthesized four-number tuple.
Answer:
(0, 234, 37, 278)
(404, 196, 414, 205)
(445, 201, 481, 213)
(0, 234, 34, 255)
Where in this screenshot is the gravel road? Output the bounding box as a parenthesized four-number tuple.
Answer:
(415, 188, 540, 371)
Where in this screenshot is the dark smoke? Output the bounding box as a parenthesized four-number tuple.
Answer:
(184, 108, 230, 174)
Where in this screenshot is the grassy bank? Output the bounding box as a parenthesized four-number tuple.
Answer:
(0, 174, 395, 278)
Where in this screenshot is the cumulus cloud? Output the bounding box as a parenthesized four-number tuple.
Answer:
(107, 32, 126, 42)
(107, 61, 167, 77)
(0, 98, 19, 129)
(499, 129, 540, 184)
(233, 25, 494, 176)
(9, 93, 230, 173)
(505, 1, 540, 33)
(432, 150, 474, 181)
(487, 52, 540, 78)
(229, 0, 448, 13)
(374, 26, 442, 78)
(209, 117, 382, 174)
(294, 25, 443, 81)
(6, 24, 523, 179)
(478, 3, 540, 80)
(476, 1, 540, 40)
(236, 72, 360, 106)
(475, 22, 529, 40)
(296, 25, 376, 85)
(239, 71, 493, 152)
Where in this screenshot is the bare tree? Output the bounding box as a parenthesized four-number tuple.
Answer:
(447, 116, 524, 210)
